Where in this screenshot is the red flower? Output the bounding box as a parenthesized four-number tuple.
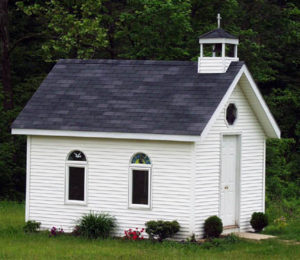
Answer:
(123, 228, 145, 240)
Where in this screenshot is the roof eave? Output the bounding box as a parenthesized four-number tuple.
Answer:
(199, 28, 238, 40)
(11, 128, 200, 142)
(242, 66, 281, 139)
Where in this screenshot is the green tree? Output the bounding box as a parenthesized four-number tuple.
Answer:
(16, 0, 108, 62)
(116, 0, 192, 60)
(0, 0, 299, 202)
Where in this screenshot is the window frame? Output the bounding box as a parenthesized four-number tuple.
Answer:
(128, 154, 152, 210)
(225, 103, 238, 127)
(65, 151, 88, 205)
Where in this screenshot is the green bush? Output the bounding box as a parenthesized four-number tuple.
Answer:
(204, 216, 223, 238)
(250, 212, 268, 232)
(23, 220, 41, 233)
(145, 220, 180, 241)
(77, 212, 115, 239)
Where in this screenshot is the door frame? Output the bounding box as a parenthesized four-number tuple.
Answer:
(219, 132, 242, 227)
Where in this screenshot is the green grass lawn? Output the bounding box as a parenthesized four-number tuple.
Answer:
(0, 201, 300, 259)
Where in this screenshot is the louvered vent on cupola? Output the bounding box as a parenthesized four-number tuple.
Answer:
(198, 14, 239, 73)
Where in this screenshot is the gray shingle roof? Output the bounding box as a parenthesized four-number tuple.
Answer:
(12, 59, 244, 136)
(199, 28, 238, 39)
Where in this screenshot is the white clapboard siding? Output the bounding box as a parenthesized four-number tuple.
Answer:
(28, 137, 193, 239)
(194, 83, 266, 237)
(198, 57, 239, 73)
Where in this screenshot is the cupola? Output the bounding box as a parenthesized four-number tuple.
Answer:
(198, 14, 239, 73)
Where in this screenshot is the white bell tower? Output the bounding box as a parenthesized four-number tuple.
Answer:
(198, 14, 239, 73)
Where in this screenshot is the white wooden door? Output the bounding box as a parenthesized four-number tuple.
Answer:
(220, 135, 239, 226)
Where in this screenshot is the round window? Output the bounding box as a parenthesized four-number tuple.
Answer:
(226, 103, 237, 125)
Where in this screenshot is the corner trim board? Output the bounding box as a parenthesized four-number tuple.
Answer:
(262, 139, 266, 212)
(25, 136, 31, 221)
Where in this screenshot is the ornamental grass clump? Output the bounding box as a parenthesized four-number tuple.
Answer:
(250, 212, 268, 232)
(204, 216, 223, 238)
(77, 212, 115, 239)
(145, 220, 180, 242)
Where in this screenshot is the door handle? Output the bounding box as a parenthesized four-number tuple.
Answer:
(224, 186, 229, 190)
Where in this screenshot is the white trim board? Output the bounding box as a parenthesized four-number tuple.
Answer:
(25, 136, 31, 221)
(128, 166, 152, 210)
(199, 38, 239, 45)
(199, 65, 280, 142)
(242, 66, 281, 138)
(11, 129, 199, 142)
(65, 163, 88, 206)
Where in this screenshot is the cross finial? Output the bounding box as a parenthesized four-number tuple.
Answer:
(217, 13, 221, 28)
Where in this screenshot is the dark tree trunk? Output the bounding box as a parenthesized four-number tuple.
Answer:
(0, 0, 13, 110)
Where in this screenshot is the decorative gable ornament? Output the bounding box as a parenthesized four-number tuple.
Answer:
(198, 14, 239, 73)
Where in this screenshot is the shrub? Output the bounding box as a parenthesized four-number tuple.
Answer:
(145, 220, 180, 241)
(23, 220, 41, 233)
(124, 228, 145, 240)
(250, 212, 268, 232)
(77, 212, 115, 239)
(204, 216, 223, 238)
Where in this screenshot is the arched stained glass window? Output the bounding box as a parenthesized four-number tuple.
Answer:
(131, 153, 151, 164)
(68, 150, 86, 161)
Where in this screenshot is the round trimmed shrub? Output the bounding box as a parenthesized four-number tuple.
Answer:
(77, 212, 115, 239)
(250, 212, 268, 232)
(204, 216, 223, 238)
(145, 220, 180, 241)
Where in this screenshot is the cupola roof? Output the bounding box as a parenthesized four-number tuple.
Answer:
(199, 28, 237, 40)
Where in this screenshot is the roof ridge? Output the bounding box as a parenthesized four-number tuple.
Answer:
(58, 59, 197, 66)
(57, 59, 197, 66)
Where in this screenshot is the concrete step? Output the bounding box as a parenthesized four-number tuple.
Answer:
(234, 232, 276, 240)
(222, 225, 239, 234)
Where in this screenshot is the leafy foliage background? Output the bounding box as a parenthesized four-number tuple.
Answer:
(0, 0, 299, 203)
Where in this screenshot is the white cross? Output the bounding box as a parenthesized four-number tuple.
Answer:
(217, 13, 221, 28)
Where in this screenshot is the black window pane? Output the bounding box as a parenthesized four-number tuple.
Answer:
(69, 167, 85, 201)
(132, 170, 148, 205)
(226, 104, 237, 125)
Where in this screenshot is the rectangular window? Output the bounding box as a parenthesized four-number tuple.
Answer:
(68, 166, 85, 201)
(132, 170, 149, 205)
